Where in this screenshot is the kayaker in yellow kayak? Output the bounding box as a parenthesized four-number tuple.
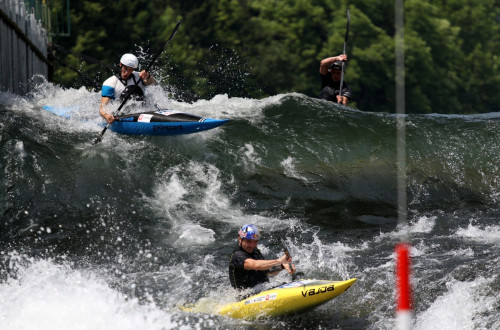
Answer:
(229, 224, 296, 289)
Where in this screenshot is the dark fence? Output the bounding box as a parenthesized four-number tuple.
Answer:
(0, 0, 49, 95)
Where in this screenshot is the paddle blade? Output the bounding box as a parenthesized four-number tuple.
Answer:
(281, 239, 292, 258)
(344, 9, 350, 47)
(93, 125, 109, 145)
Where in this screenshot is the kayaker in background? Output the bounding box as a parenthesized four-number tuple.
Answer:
(99, 53, 155, 123)
(229, 224, 295, 290)
(319, 54, 352, 105)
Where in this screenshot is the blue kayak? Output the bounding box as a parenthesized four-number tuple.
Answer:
(42, 106, 229, 136)
(110, 110, 229, 136)
(42, 105, 77, 119)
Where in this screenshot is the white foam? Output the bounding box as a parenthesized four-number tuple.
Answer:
(281, 156, 308, 182)
(154, 92, 305, 125)
(0, 91, 31, 110)
(238, 143, 263, 170)
(155, 93, 265, 124)
(414, 277, 496, 330)
(146, 160, 300, 249)
(294, 233, 355, 279)
(374, 216, 437, 243)
(174, 223, 216, 246)
(14, 141, 27, 158)
(408, 216, 437, 234)
(0, 259, 186, 330)
(455, 223, 500, 245)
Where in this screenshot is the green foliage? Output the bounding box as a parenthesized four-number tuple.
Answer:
(50, 0, 500, 113)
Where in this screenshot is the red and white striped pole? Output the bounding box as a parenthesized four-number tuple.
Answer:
(395, 243, 412, 330)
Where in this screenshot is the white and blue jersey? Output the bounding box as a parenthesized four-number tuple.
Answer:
(101, 72, 145, 100)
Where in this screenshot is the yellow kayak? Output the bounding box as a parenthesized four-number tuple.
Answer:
(181, 278, 356, 320)
(218, 278, 356, 319)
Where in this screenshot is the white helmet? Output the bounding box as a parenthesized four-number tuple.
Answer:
(120, 53, 138, 69)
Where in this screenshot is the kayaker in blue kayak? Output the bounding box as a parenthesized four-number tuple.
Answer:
(229, 224, 295, 289)
(99, 53, 155, 123)
(319, 54, 352, 105)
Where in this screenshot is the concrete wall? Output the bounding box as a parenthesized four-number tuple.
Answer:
(0, 0, 49, 95)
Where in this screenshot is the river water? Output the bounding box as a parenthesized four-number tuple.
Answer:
(1, 80, 499, 329)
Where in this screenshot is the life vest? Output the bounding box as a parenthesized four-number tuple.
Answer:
(120, 84, 144, 101)
(116, 73, 144, 101)
(101, 72, 145, 101)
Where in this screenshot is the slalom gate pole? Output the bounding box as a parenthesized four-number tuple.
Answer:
(395, 0, 412, 328)
(395, 243, 412, 330)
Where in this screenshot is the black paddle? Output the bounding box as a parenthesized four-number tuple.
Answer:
(281, 238, 299, 281)
(338, 9, 350, 104)
(93, 20, 182, 145)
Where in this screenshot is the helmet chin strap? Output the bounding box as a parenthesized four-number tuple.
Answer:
(239, 237, 252, 248)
